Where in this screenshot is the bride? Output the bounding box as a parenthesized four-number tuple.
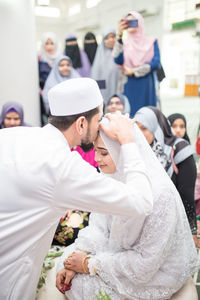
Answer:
(56, 118, 199, 300)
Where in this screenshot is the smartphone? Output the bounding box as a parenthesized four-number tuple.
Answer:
(126, 19, 138, 28)
(96, 80, 106, 89)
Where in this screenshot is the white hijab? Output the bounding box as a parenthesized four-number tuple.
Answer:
(100, 119, 172, 193)
(39, 32, 60, 68)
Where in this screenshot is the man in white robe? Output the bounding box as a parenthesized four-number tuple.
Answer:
(0, 78, 153, 300)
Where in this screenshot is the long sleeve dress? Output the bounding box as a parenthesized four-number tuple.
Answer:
(113, 40, 160, 117)
(171, 155, 197, 234)
(57, 185, 199, 300)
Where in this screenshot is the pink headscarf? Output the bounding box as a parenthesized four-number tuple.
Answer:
(123, 11, 155, 68)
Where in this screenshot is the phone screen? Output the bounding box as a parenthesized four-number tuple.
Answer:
(127, 19, 138, 28)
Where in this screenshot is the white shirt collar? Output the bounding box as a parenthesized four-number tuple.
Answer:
(42, 124, 70, 148)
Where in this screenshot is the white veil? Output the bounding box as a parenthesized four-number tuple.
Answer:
(100, 118, 176, 197)
(57, 118, 199, 300)
(99, 118, 199, 290)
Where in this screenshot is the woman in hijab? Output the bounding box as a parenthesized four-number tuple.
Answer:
(0, 101, 30, 129)
(106, 94, 130, 114)
(134, 106, 198, 244)
(113, 11, 161, 117)
(38, 32, 60, 125)
(56, 119, 199, 300)
(168, 113, 190, 143)
(83, 32, 98, 65)
(42, 55, 80, 115)
(91, 29, 120, 105)
(64, 34, 91, 77)
(38, 32, 60, 90)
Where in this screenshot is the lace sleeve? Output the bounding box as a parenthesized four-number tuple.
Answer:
(93, 189, 188, 295)
(112, 40, 123, 59)
(133, 64, 151, 77)
(74, 213, 110, 254)
(57, 213, 110, 273)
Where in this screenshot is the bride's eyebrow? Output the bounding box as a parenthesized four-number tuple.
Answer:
(97, 147, 107, 151)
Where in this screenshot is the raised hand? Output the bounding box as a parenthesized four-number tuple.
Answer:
(100, 111, 135, 145)
(118, 19, 128, 35)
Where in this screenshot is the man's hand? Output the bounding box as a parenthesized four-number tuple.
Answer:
(56, 268, 75, 294)
(64, 252, 89, 274)
(100, 111, 135, 145)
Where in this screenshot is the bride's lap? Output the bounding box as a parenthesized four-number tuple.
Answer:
(66, 273, 122, 300)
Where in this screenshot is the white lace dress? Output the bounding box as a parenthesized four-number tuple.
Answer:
(57, 186, 200, 300)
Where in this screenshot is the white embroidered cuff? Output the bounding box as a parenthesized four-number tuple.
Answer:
(88, 257, 98, 276)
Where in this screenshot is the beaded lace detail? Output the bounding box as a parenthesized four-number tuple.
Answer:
(58, 187, 200, 300)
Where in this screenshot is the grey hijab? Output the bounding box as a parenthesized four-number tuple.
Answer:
(106, 94, 130, 115)
(91, 29, 120, 105)
(42, 55, 80, 114)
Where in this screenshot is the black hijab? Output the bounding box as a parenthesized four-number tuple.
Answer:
(168, 113, 190, 143)
(64, 37, 82, 69)
(84, 32, 98, 65)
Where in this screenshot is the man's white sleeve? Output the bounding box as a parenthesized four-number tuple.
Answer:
(54, 143, 153, 217)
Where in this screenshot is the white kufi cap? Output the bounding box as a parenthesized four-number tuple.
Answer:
(48, 78, 103, 116)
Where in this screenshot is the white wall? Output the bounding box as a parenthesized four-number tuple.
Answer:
(0, 0, 164, 128)
(35, 0, 164, 52)
(0, 0, 40, 126)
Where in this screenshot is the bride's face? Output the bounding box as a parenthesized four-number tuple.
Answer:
(94, 135, 116, 174)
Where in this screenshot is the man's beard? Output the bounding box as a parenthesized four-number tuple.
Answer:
(80, 127, 94, 152)
(80, 142, 94, 152)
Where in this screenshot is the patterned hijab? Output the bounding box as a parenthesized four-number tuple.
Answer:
(168, 113, 190, 143)
(0, 101, 30, 128)
(134, 106, 194, 177)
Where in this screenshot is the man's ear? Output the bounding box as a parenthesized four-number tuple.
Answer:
(75, 116, 88, 135)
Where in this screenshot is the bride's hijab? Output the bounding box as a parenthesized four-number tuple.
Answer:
(99, 117, 175, 193)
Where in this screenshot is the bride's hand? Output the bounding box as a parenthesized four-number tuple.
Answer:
(64, 252, 89, 274)
(56, 268, 75, 293)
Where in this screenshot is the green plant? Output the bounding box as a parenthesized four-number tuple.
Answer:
(95, 289, 112, 300)
(37, 250, 64, 290)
